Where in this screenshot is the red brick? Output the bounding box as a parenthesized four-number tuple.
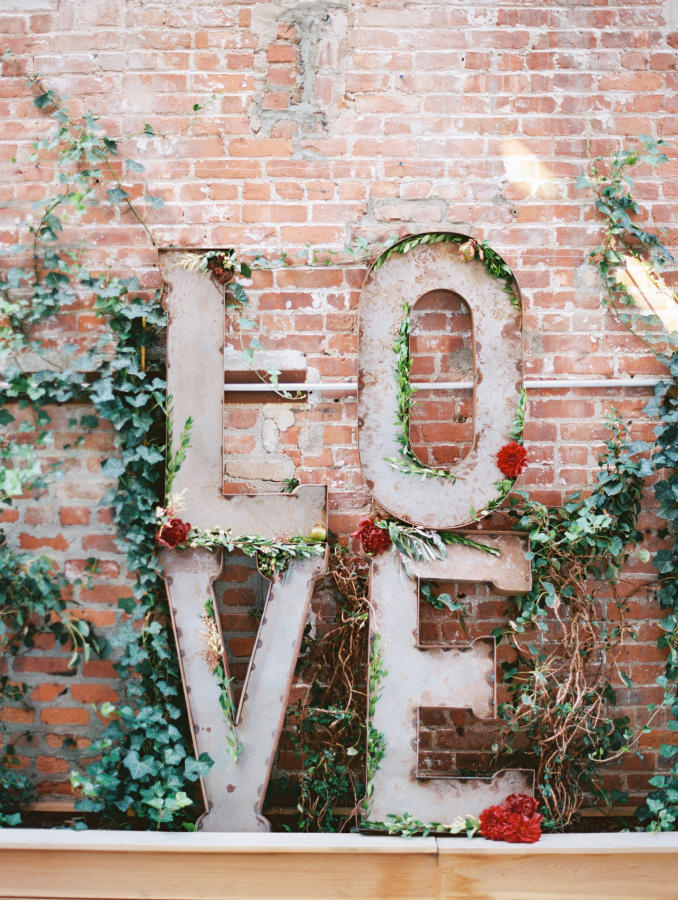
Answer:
(267, 44, 297, 64)
(71, 684, 119, 704)
(36, 755, 69, 773)
(30, 683, 68, 703)
(59, 506, 90, 526)
(18, 533, 68, 552)
(40, 707, 89, 725)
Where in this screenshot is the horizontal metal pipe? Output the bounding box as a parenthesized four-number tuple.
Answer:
(0, 376, 666, 393)
(224, 376, 668, 393)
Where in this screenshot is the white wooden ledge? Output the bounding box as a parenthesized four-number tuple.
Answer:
(1, 830, 677, 899)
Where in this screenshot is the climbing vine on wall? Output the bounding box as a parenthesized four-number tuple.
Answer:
(0, 69, 212, 828)
(290, 548, 371, 832)
(496, 414, 648, 828)
(580, 136, 678, 831)
(0, 534, 104, 824)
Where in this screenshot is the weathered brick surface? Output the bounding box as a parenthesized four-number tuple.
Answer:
(1, 0, 677, 816)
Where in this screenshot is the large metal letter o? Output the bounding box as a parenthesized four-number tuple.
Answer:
(358, 236, 523, 529)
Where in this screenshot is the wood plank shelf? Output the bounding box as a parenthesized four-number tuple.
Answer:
(1, 831, 678, 899)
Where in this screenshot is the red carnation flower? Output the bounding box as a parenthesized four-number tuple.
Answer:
(156, 516, 191, 549)
(350, 517, 391, 555)
(502, 793, 539, 818)
(497, 441, 528, 479)
(478, 804, 506, 842)
(479, 793, 542, 844)
(502, 811, 543, 844)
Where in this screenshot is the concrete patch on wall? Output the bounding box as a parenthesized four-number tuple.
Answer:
(249, 0, 349, 149)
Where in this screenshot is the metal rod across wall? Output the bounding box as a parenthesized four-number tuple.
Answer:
(224, 376, 668, 393)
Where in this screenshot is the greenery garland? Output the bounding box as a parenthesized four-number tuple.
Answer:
(202, 598, 240, 762)
(468, 387, 527, 522)
(376, 518, 500, 561)
(364, 633, 386, 815)
(182, 528, 326, 580)
(386, 290, 526, 497)
(362, 812, 479, 838)
(373, 231, 520, 311)
(385, 300, 457, 480)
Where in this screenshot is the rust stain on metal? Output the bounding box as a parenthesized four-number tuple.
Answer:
(366, 535, 533, 823)
(358, 237, 523, 529)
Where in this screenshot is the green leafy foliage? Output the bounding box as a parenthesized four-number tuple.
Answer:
(165, 405, 194, 498)
(202, 598, 240, 762)
(581, 138, 678, 831)
(362, 812, 479, 838)
(0, 534, 103, 826)
(496, 414, 646, 828)
(365, 633, 386, 813)
(386, 301, 458, 482)
(71, 701, 210, 826)
(70, 284, 212, 829)
(291, 705, 364, 832)
(288, 550, 370, 832)
(420, 582, 467, 629)
(0, 72, 212, 829)
(0, 537, 103, 689)
(373, 231, 520, 308)
(184, 528, 326, 579)
(506, 412, 646, 634)
(0, 745, 37, 827)
(377, 518, 499, 563)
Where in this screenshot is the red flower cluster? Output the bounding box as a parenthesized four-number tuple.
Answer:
(496, 441, 528, 479)
(156, 517, 191, 549)
(479, 793, 542, 844)
(350, 517, 392, 555)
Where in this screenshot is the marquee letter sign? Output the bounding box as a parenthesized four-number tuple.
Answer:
(160, 255, 327, 831)
(358, 238, 532, 821)
(358, 237, 523, 529)
(367, 538, 532, 822)
(161, 234, 533, 832)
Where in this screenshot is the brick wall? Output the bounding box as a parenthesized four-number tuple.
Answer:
(1, 0, 677, 817)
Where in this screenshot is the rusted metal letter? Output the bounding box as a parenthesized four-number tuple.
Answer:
(358, 236, 523, 530)
(159, 254, 328, 831)
(367, 534, 533, 823)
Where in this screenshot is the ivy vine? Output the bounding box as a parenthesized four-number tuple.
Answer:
(580, 136, 678, 831)
(1, 70, 211, 828)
